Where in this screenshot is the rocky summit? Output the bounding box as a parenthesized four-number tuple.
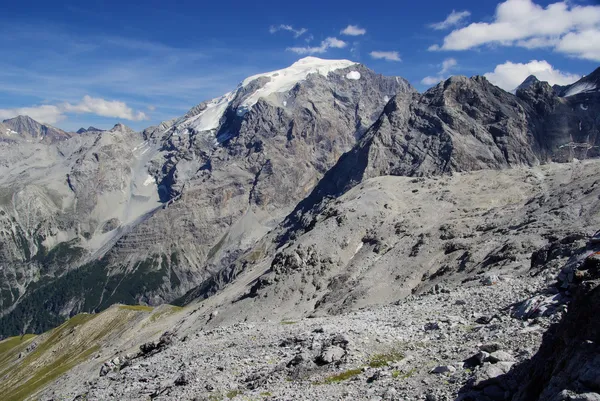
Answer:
(1, 58, 600, 401)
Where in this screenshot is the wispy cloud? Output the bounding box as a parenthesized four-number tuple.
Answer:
(421, 58, 458, 85)
(287, 37, 347, 55)
(369, 51, 401, 61)
(428, 10, 471, 30)
(0, 24, 260, 129)
(0, 95, 148, 125)
(428, 0, 600, 61)
(269, 24, 308, 38)
(341, 25, 366, 36)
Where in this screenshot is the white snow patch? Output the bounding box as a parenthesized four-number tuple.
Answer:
(187, 91, 236, 132)
(143, 175, 155, 187)
(239, 57, 356, 111)
(283, 101, 287, 107)
(354, 242, 364, 256)
(580, 104, 588, 110)
(564, 82, 597, 97)
(346, 71, 361, 80)
(384, 95, 390, 102)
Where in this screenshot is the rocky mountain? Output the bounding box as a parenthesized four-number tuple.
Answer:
(75, 126, 104, 134)
(1, 59, 600, 401)
(514, 74, 540, 92)
(0, 57, 412, 337)
(2, 115, 71, 143)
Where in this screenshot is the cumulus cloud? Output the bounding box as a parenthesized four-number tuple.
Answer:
(341, 25, 366, 36)
(287, 37, 347, 55)
(484, 60, 581, 91)
(0, 105, 65, 125)
(269, 24, 308, 38)
(421, 58, 458, 85)
(0, 96, 148, 126)
(369, 51, 401, 61)
(429, 0, 600, 61)
(63, 95, 147, 121)
(429, 10, 471, 30)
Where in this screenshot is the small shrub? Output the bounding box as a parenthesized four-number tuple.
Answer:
(318, 368, 362, 384)
(369, 349, 404, 368)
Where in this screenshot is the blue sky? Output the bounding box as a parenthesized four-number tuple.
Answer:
(0, 0, 599, 131)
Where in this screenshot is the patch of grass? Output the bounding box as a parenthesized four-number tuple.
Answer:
(319, 368, 362, 384)
(226, 389, 242, 399)
(260, 392, 273, 397)
(118, 304, 154, 312)
(149, 305, 183, 323)
(280, 320, 297, 325)
(368, 349, 404, 368)
(0, 334, 36, 355)
(1, 313, 101, 401)
(398, 368, 417, 379)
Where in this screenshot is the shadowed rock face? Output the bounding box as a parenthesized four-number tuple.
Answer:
(510, 254, 600, 401)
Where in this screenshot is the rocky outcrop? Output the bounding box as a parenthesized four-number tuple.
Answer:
(510, 251, 600, 401)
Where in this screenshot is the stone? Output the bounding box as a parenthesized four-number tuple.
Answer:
(464, 351, 489, 368)
(480, 343, 502, 353)
(488, 351, 515, 363)
(430, 365, 456, 375)
(315, 346, 346, 365)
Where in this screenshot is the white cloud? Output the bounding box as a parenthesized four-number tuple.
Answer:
(555, 29, 600, 61)
(421, 58, 458, 85)
(147, 105, 156, 111)
(430, 0, 600, 61)
(0, 105, 65, 125)
(484, 60, 581, 91)
(429, 10, 471, 30)
(341, 25, 366, 36)
(269, 24, 308, 38)
(287, 37, 347, 55)
(63, 95, 147, 121)
(0, 96, 148, 126)
(369, 51, 401, 61)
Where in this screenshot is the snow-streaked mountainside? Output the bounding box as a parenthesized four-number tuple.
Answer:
(1, 115, 71, 143)
(556, 66, 600, 97)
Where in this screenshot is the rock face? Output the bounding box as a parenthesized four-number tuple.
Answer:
(0, 57, 412, 337)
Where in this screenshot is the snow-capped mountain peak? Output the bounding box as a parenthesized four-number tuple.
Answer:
(179, 57, 359, 133)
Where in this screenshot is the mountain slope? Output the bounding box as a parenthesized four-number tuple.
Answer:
(0, 57, 413, 338)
